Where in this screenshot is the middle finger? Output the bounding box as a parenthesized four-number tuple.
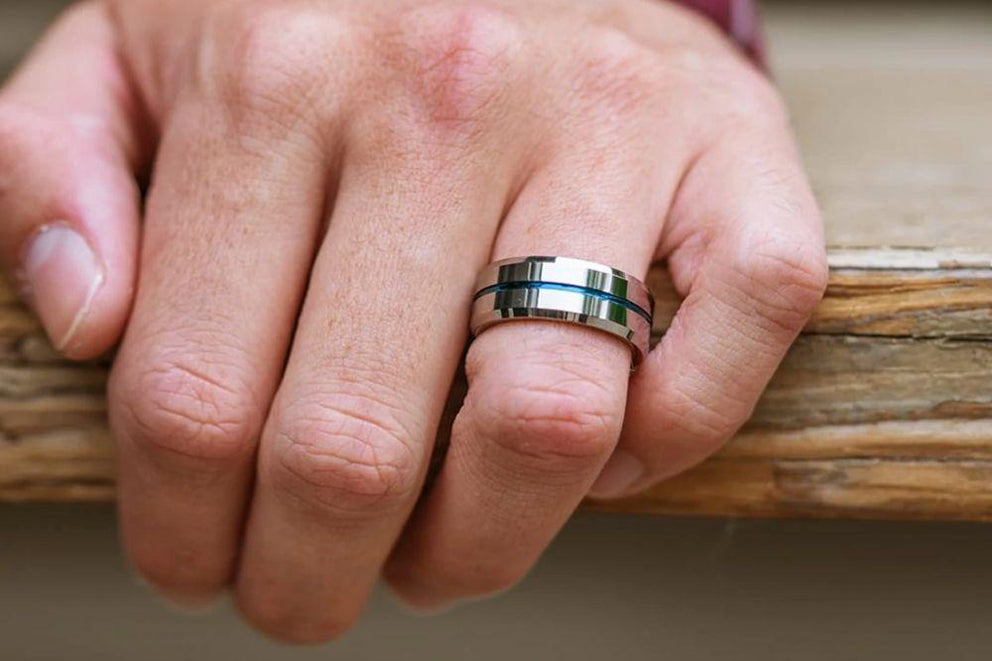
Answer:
(233, 33, 529, 639)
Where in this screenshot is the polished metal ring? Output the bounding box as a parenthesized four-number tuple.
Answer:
(470, 256, 654, 367)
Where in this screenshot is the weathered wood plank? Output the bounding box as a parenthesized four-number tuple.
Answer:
(1, 247, 989, 519)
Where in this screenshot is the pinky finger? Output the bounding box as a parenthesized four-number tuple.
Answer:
(590, 120, 828, 498)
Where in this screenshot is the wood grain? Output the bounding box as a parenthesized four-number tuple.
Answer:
(2, 248, 990, 519)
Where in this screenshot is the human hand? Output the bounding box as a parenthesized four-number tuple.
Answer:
(0, 0, 826, 641)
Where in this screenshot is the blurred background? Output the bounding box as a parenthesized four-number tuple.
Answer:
(1, 1, 991, 659)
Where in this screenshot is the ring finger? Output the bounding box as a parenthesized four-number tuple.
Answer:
(232, 100, 526, 640)
(385, 118, 692, 607)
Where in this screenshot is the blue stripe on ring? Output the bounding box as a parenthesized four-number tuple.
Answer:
(473, 281, 652, 324)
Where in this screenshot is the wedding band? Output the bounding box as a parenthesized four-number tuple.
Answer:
(470, 256, 654, 367)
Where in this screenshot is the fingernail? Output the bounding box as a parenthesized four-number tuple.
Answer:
(21, 224, 104, 353)
(588, 450, 644, 499)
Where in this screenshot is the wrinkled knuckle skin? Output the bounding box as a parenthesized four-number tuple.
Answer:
(385, 3, 522, 133)
(199, 2, 350, 127)
(268, 395, 419, 517)
(470, 355, 622, 473)
(740, 236, 829, 336)
(109, 351, 261, 467)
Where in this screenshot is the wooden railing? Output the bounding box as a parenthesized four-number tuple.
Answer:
(2, 248, 990, 518)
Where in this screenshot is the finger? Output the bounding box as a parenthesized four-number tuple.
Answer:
(385, 122, 686, 608)
(234, 67, 525, 643)
(108, 93, 332, 605)
(592, 102, 828, 498)
(0, 1, 150, 358)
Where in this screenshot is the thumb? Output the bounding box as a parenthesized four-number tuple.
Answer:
(0, 1, 150, 359)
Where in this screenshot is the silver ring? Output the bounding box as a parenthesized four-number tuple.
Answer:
(470, 256, 654, 367)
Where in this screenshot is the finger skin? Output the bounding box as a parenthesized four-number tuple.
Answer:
(0, 1, 148, 358)
(596, 95, 828, 498)
(234, 138, 515, 642)
(233, 5, 529, 641)
(385, 126, 679, 608)
(108, 97, 331, 604)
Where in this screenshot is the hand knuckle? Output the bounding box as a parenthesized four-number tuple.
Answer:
(569, 27, 662, 117)
(109, 350, 260, 465)
(268, 393, 419, 516)
(201, 2, 348, 123)
(739, 233, 829, 334)
(470, 354, 621, 470)
(488, 383, 618, 465)
(386, 2, 521, 131)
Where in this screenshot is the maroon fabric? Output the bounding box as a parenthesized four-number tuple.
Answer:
(672, 0, 766, 68)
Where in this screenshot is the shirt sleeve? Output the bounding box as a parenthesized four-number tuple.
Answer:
(670, 0, 766, 68)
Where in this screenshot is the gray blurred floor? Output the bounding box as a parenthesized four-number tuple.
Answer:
(2, 505, 992, 660)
